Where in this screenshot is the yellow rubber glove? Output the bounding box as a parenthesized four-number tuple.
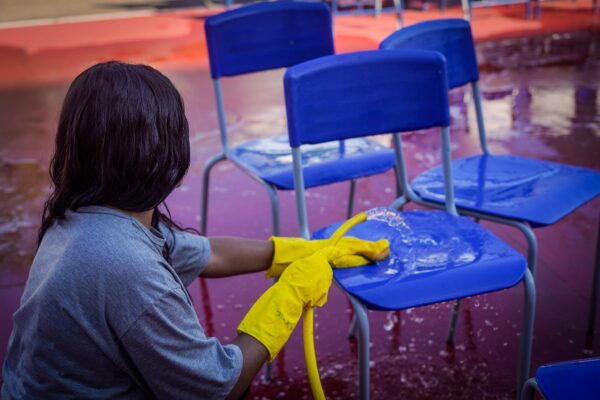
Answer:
(238, 244, 390, 361)
(267, 236, 390, 279)
(328, 237, 389, 269)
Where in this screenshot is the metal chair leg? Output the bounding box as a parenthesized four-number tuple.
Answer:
(520, 377, 539, 400)
(446, 299, 461, 343)
(393, 166, 403, 202)
(390, 196, 408, 211)
(517, 269, 536, 400)
(260, 182, 280, 236)
(200, 154, 227, 235)
(510, 221, 538, 278)
(469, 215, 538, 278)
(349, 296, 370, 400)
(348, 313, 358, 338)
(461, 0, 471, 21)
(586, 215, 600, 335)
(347, 180, 357, 219)
(393, 0, 404, 28)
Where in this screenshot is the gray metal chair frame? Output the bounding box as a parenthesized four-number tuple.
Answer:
(521, 377, 546, 400)
(292, 125, 536, 400)
(331, 0, 405, 26)
(461, 0, 540, 20)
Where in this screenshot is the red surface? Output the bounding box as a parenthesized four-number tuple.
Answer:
(1, 2, 600, 399)
(0, 0, 598, 88)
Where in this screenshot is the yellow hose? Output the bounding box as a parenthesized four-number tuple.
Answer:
(329, 212, 367, 244)
(303, 212, 367, 399)
(303, 308, 325, 400)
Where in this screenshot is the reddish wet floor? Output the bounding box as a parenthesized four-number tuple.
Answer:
(1, 3, 600, 399)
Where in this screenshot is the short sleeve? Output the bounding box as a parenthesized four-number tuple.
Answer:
(159, 225, 211, 286)
(120, 287, 242, 400)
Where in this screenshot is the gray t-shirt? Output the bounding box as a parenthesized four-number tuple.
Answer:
(1, 206, 242, 399)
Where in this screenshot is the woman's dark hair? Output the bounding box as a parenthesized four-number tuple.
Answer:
(39, 61, 190, 248)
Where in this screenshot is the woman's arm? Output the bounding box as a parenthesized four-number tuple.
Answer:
(202, 238, 274, 397)
(226, 334, 269, 399)
(201, 237, 274, 278)
(201, 238, 273, 397)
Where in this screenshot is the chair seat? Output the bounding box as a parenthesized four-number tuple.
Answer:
(312, 208, 526, 311)
(227, 136, 395, 190)
(412, 154, 600, 227)
(536, 358, 600, 399)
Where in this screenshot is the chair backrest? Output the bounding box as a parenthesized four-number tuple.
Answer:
(205, 1, 335, 79)
(285, 50, 455, 238)
(379, 19, 478, 90)
(284, 50, 450, 147)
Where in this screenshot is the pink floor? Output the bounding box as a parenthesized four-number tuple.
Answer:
(1, 3, 600, 399)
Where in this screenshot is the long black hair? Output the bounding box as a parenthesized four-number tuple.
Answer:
(39, 61, 190, 247)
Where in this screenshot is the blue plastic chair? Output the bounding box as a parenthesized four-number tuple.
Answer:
(521, 358, 600, 399)
(380, 19, 600, 334)
(201, 1, 397, 237)
(284, 49, 535, 400)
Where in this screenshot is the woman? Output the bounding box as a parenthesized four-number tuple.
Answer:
(1, 61, 388, 399)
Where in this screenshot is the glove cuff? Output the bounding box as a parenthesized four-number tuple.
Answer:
(237, 283, 303, 362)
(265, 237, 326, 279)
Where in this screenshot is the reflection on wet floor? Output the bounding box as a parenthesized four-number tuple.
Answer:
(1, 30, 600, 399)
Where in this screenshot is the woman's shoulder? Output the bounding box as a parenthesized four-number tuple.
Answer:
(39, 207, 169, 281)
(29, 208, 184, 340)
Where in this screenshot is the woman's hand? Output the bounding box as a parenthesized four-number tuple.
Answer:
(267, 236, 389, 278)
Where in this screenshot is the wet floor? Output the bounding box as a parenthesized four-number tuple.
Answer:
(1, 20, 600, 400)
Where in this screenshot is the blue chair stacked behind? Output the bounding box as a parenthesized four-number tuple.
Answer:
(284, 49, 535, 400)
(202, 1, 397, 238)
(380, 18, 600, 334)
(521, 358, 600, 399)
